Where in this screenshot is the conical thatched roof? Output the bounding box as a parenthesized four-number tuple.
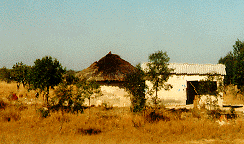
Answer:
(76, 52, 136, 81)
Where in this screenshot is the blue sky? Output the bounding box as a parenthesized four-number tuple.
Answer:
(1, 0, 244, 71)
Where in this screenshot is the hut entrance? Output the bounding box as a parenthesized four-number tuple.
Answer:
(186, 81, 199, 105)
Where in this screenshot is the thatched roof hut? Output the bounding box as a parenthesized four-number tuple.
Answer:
(76, 52, 136, 82)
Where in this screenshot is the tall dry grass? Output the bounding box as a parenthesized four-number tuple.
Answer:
(223, 84, 244, 105)
(0, 81, 56, 104)
(1, 81, 244, 144)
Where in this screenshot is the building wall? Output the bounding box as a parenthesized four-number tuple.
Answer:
(82, 75, 224, 107)
(146, 74, 224, 106)
(83, 84, 131, 107)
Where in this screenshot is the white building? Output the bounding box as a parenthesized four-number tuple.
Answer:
(141, 63, 226, 106)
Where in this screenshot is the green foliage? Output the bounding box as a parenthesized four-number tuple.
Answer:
(218, 52, 234, 85)
(63, 70, 79, 85)
(124, 64, 146, 112)
(0, 67, 13, 83)
(233, 40, 244, 90)
(30, 56, 65, 104)
(51, 82, 84, 114)
(12, 62, 30, 89)
(76, 79, 101, 106)
(198, 74, 218, 96)
(219, 39, 244, 90)
(51, 79, 101, 115)
(146, 50, 173, 105)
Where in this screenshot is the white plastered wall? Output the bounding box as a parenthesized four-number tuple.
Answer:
(146, 75, 224, 106)
(83, 85, 131, 107)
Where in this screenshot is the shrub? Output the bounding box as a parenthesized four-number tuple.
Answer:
(144, 109, 170, 122)
(123, 64, 146, 112)
(0, 99, 8, 109)
(77, 128, 101, 135)
(207, 109, 222, 120)
(38, 107, 50, 118)
(50, 82, 85, 115)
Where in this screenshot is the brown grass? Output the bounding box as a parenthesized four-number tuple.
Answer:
(1, 81, 244, 144)
(223, 84, 244, 105)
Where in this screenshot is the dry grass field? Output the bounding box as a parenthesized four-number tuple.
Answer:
(1, 81, 244, 144)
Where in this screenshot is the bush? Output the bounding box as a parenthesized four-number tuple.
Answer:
(77, 128, 102, 135)
(123, 64, 146, 112)
(207, 109, 222, 120)
(38, 107, 50, 118)
(0, 99, 8, 109)
(51, 82, 85, 115)
(144, 109, 170, 122)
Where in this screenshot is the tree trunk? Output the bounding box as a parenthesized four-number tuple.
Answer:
(46, 87, 49, 105)
(17, 83, 20, 90)
(155, 80, 158, 106)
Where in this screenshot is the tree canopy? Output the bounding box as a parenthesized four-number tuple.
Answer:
(219, 39, 244, 90)
(12, 62, 30, 89)
(123, 64, 146, 112)
(146, 50, 173, 105)
(30, 56, 65, 104)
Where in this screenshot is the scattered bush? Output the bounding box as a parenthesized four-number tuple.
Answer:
(38, 107, 50, 118)
(207, 109, 222, 120)
(144, 110, 170, 122)
(0, 99, 8, 109)
(77, 128, 102, 135)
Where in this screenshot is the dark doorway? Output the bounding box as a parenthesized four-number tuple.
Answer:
(186, 80, 217, 105)
(186, 81, 199, 104)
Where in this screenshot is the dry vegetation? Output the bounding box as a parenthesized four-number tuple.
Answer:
(223, 84, 244, 105)
(1, 81, 244, 144)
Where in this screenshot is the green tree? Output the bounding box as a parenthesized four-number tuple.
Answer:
(233, 39, 244, 90)
(31, 56, 65, 104)
(51, 82, 84, 115)
(0, 67, 12, 82)
(123, 64, 146, 112)
(50, 81, 85, 131)
(218, 51, 234, 85)
(76, 79, 101, 107)
(219, 39, 244, 90)
(63, 70, 79, 85)
(146, 50, 173, 105)
(75, 79, 101, 117)
(12, 62, 30, 89)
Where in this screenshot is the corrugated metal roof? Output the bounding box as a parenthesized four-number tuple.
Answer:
(142, 63, 226, 75)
